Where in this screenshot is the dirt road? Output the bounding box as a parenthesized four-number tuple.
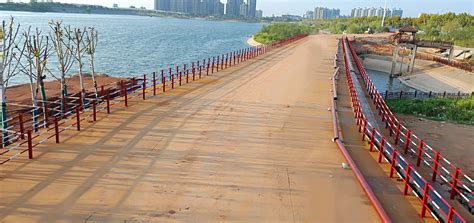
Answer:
(0, 35, 378, 222)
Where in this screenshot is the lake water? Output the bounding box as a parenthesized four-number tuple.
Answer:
(0, 11, 262, 85)
(366, 69, 414, 93)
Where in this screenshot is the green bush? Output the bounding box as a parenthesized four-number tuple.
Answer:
(387, 97, 474, 125)
(253, 23, 312, 44)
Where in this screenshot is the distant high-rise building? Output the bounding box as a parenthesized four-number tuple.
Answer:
(225, 0, 257, 17)
(247, 0, 257, 17)
(368, 7, 377, 17)
(155, 0, 170, 11)
(240, 3, 248, 16)
(313, 7, 340, 20)
(350, 8, 356, 18)
(356, 8, 363, 17)
(154, 0, 224, 16)
(362, 8, 370, 17)
(392, 8, 403, 17)
(349, 7, 403, 18)
(190, 0, 200, 14)
(305, 10, 314, 19)
(256, 9, 263, 18)
(226, 0, 242, 16)
(376, 7, 384, 17)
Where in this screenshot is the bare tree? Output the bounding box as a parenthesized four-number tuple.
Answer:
(17, 27, 52, 130)
(85, 27, 99, 99)
(49, 20, 75, 115)
(0, 17, 24, 146)
(65, 26, 87, 107)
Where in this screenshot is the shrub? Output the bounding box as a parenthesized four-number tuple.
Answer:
(387, 97, 474, 125)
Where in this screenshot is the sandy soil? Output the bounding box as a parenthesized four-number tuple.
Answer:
(0, 36, 379, 222)
(395, 114, 474, 177)
(247, 36, 262, 47)
(361, 54, 474, 93)
(6, 75, 124, 105)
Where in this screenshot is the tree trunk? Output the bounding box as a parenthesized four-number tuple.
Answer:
(0, 86, 8, 147)
(29, 74, 39, 132)
(89, 53, 98, 99)
(76, 34, 86, 109)
(60, 75, 67, 116)
(0, 55, 7, 146)
(36, 57, 48, 128)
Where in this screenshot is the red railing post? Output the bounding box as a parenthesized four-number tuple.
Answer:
(76, 107, 81, 131)
(124, 81, 128, 107)
(432, 152, 441, 182)
(19, 114, 25, 140)
(27, 130, 33, 159)
(389, 150, 398, 178)
(447, 207, 454, 222)
(216, 56, 220, 72)
(404, 166, 412, 195)
(404, 130, 412, 154)
(362, 119, 367, 141)
(450, 168, 460, 199)
(106, 90, 110, 114)
(199, 66, 202, 79)
(161, 70, 166, 92)
(207, 58, 210, 75)
(225, 53, 228, 68)
(142, 74, 147, 100)
(369, 127, 376, 152)
(416, 140, 424, 167)
(171, 68, 175, 89)
(192, 62, 196, 81)
(186, 70, 189, 83)
(394, 123, 401, 145)
(153, 72, 157, 96)
(179, 72, 182, 86)
(54, 118, 59, 143)
(378, 137, 386, 163)
(420, 184, 429, 217)
(93, 100, 97, 121)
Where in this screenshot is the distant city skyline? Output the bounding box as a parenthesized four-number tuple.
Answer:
(1, 0, 473, 17)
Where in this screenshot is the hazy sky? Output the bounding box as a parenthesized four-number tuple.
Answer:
(3, 0, 474, 17)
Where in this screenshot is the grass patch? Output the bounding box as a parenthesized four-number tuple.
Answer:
(254, 23, 312, 44)
(386, 97, 474, 125)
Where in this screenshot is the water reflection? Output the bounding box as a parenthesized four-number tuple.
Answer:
(366, 69, 414, 93)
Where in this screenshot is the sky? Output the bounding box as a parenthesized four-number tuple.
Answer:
(3, 0, 474, 17)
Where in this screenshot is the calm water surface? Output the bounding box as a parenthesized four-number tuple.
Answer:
(0, 11, 262, 85)
(366, 69, 414, 92)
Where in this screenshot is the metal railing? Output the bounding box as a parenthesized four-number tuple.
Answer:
(342, 36, 467, 223)
(347, 38, 473, 215)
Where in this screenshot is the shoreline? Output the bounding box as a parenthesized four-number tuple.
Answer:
(247, 36, 262, 47)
